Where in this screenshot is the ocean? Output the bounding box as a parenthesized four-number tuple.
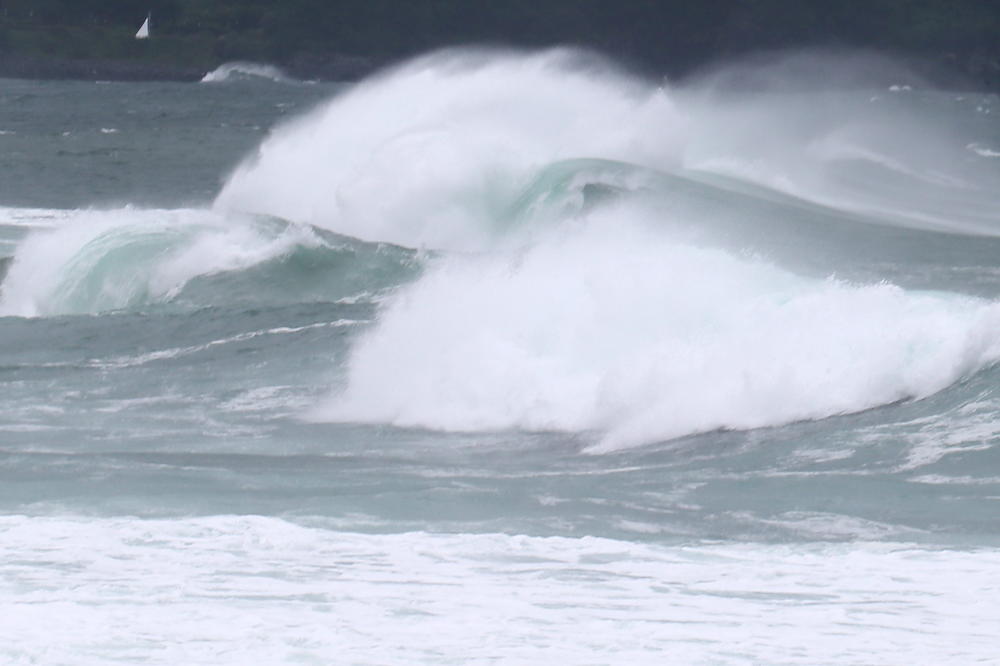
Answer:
(1, 51, 999, 664)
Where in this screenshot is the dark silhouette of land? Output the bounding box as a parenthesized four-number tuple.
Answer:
(0, 0, 997, 87)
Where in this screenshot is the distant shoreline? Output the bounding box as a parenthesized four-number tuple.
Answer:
(1, 2, 996, 89)
(0, 53, 382, 83)
(0, 50, 996, 92)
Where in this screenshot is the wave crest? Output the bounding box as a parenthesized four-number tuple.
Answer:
(216, 49, 1000, 246)
(215, 49, 682, 250)
(201, 62, 294, 84)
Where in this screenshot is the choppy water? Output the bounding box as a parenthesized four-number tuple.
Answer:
(2, 51, 999, 664)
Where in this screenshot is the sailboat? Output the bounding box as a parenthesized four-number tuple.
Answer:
(135, 13, 150, 39)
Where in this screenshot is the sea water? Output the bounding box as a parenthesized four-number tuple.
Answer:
(1, 50, 999, 664)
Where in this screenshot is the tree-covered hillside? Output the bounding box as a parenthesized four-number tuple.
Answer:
(0, 0, 997, 85)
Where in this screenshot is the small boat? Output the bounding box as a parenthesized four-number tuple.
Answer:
(135, 13, 150, 39)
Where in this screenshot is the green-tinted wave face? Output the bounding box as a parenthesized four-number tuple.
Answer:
(0, 210, 421, 316)
(176, 227, 422, 310)
(501, 158, 662, 226)
(48, 225, 198, 314)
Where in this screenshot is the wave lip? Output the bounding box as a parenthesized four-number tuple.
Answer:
(215, 48, 1000, 249)
(214, 49, 682, 251)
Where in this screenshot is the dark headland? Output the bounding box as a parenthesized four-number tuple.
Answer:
(0, 0, 997, 88)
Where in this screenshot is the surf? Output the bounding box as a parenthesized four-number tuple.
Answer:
(210, 48, 994, 448)
(3, 48, 998, 449)
(311, 208, 1000, 451)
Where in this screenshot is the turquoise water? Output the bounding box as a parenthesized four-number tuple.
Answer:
(1, 53, 999, 664)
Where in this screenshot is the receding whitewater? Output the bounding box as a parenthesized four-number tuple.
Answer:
(1, 51, 999, 664)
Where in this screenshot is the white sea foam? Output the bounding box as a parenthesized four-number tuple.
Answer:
(92, 320, 367, 369)
(218, 385, 313, 414)
(1, 514, 997, 665)
(850, 396, 1000, 472)
(0, 206, 73, 228)
(315, 212, 1000, 450)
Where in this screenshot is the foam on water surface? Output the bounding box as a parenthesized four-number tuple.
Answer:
(317, 212, 1000, 449)
(1, 515, 997, 665)
(1, 50, 1000, 665)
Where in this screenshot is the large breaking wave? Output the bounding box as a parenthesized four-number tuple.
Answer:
(4, 49, 1000, 448)
(216, 49, 1000, 242)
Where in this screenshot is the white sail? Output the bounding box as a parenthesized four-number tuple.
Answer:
(135, 15, 150, 39)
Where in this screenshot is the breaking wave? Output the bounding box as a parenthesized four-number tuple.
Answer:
(216, 49, 1000, 243)
(201, 62, 294, 84)
(313, 209, 1000, 451)
(0, 209, 416, 316)
(5, 49, 1000, 447)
